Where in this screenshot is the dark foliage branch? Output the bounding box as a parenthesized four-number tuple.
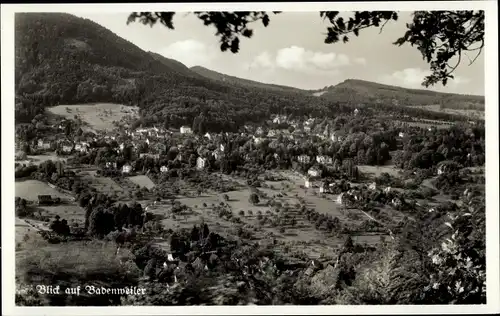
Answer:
(127, 11, 281, 53)
(127, 10, 484, 87)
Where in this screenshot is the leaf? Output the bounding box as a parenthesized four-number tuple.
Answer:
(242, 29, 253, 38)
(262, 15, 270, 27)
(353, 28, 359, 36)
(343, 36, 349, 43)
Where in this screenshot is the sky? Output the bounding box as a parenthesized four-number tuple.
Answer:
(71, 11, 485, 95)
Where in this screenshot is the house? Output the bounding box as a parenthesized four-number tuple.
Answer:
(304, 126, 311, 132)
(297, 155, 310, 164)
(267, 130, 278, 137)
(212, 149, 223, 161)
(307, 167, 322, 178)
(437, 161, 460, 175)
(368, 182, 377, 191)
(61, 141, 74, 153)
(330, 131, 345, 143)
(105, 162, 117, 169)
(398, 132, 405, 138)
(220, 144, 225, 152)
(253, 136, 264, 145)
(384, 187, 392, 194)
(304, 178, 312, 188)
(160, 165, 169, 173)
(180, 126, 192, 134)
(196, 157, 208, 170)
(256, 126, 265, 136)
(122, 164, 132, 174)
(204, 132, 212, 140)
(316, 155, 333, 165)
(336, 193, 345, 205)
(354, 108, 359, 116)
(37, 139, 52, 150)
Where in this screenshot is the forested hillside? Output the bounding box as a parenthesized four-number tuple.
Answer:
(15, 13, 476, 129)
(190, 65, 304, 93)
(313, 79, 485, 110)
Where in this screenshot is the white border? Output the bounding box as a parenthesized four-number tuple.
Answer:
(2, 2, 499, 315)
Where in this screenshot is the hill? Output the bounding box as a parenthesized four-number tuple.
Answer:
(15, 13, 472, 129)
(190, 65, 304, 93)
(312, 79, 485, 111)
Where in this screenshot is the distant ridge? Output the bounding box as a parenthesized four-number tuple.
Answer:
(190, 65, 304, 93)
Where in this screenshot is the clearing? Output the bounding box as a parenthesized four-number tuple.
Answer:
(46, 103, 139, 131)
(128, 175, 156, 190)
(15, 179, 73, 201)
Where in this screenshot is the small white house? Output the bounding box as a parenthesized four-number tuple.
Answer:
(267, 130, 277, 137)
(196, 157, 207, 170)
(298, 155, 310, 164)
(305, 178, 311, 188)
(160, 165, 169, 173)
(253, 136, 264, 145)
(384, 187, 392, 194)
(316, 155, 333, 165)
(106, 162, 117, 169)
(180, 126, 193, 134)
(398, 132, 405, 138)
(307, 167, 322, 178)
(368, 182, 377, 191)
(256, 127, 264, 136)
(204, 132, 212, 140)
(354, 108, 359, 116)
(122, 164, 132, 174)
(336, 193, 345, 205)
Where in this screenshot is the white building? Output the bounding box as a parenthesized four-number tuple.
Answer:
(256, 127, 264, 136)
(160, 165, 169, 173)
(316, 155, 333, 165)
(398, 132, 405, 138)
(307, 167, 322, 178)
(180, 126, 193, 134)
(204, 132, 212, 140)
(122, 164, 132, 174)
(253, 136, 264, 145)
(354, 108, 359, 116)
(196, 157, 207, 170)
(304, 178, 311, 188)
(106, 162, 117, 169)
(368, 182, 377, 191)
(336, 193, 345, 205)
(298, 155, 310, 164)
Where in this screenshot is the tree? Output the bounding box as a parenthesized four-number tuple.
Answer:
(127, 10, 484, 88)
(249, 193, 260, 205)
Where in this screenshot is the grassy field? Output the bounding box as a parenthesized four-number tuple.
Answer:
(409, 104, 484, 120)
(39, 205, 86, 223)
(46, 103, 139, 131)
(358, 164, 403, 178)
(15, 180, 72, 201)
(79, 170, 124, 194)
(128, 175, 155, 190)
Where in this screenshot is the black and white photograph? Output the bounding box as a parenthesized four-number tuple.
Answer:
(1, 1, 499, 314)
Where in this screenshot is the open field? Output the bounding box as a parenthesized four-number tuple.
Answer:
(79, 170, 124, 194)
(409, 104, 484, 120)
(128, 175, 155, 190)
(15, 179, 73, 201)
(46, 103, 139, 131)
(39, 204, 86, 223)
(358, 164, 403, 178)
(17, 153, 67, 166)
